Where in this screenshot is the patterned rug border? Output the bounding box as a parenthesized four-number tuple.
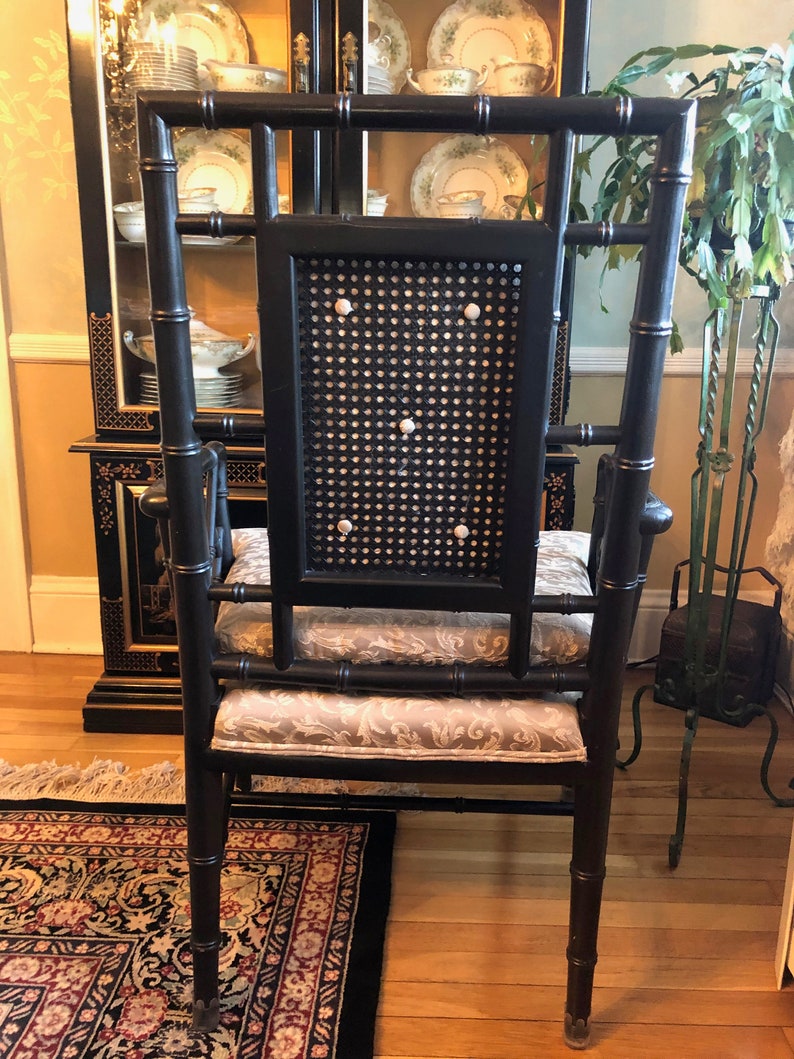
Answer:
(0, 798, 396, 1058)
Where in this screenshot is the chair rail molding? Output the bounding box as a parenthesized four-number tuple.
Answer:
(9, 332, 90, 364)
(11, 337, 794, 375)
(570, 344, 794, 376)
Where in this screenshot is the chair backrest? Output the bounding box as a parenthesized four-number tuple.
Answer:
(136, 92, 694, 685)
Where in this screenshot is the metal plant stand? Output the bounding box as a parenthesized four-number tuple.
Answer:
(619, 283, 794, 867)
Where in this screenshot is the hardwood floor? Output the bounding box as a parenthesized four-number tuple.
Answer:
(1, 652, 793, 1057)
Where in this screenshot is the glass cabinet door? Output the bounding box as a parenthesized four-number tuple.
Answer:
(67, 0, 294, 435)
(333, 0, 590, 218)
(66, 0, 588, 436)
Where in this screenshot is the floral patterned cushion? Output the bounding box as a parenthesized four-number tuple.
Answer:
(215, 528, 593, 667)
(211, 529, 589, 764)
(212, 686, 586, 763)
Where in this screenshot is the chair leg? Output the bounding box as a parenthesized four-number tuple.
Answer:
(186, 768, 226, 1030)
(564, 785, 610, 1050)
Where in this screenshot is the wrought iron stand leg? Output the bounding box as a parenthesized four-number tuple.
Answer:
(616, 683, 650, 769)
(668, 706, 699, 868)
(757, 706, 794, 807)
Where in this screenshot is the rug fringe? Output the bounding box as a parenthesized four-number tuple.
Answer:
(0, 759, 420, 803)
(0, 759, 186, 802)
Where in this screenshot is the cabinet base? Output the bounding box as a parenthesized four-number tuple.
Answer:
(83, 676, 183, 734)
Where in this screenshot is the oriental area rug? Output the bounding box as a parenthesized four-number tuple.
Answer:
(0, 792, 395, 1059)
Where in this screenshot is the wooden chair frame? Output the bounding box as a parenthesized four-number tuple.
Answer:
(136, 91, 695, 1049)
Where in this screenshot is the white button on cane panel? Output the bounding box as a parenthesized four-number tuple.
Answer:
(335, 298, 353, 316)
(454, 524, 470, 540)
(463, 303, 481, 322)
(399, 417, 416, 435)
(337, 518, 353, 535)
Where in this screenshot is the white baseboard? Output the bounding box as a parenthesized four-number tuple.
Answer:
(779, 622, 794, 698)
(628, 588, 669, 663)
(29, 576, 103, 655)
(17, 579, 794, 706)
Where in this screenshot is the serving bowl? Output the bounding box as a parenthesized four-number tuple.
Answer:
(491, 56, 555, 95)
(406, 62, 488, 95)
(436, 189, 485, 218)
(203, 59, 288, 92)
(123, 311, 257, 378)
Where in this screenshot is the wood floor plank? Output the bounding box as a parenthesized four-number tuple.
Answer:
(378, 982, 794, 1025)
(393, 847, 788, 882)
(387, 893, 781, 932)
(374, 1018, 794, 1058)
(391, 869, 780, 906)
(385, 921, 780, 960)
(382, 951, 778, 990)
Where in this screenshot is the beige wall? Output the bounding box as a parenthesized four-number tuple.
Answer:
(1, 0, 96, 581)
(1, 0, 792, 611)
(14, 363, 96, 574)
(569, 373, 794, 591)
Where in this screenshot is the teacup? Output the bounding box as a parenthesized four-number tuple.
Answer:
(407, 63, 488, 95)
(367, 188, 389, 216)
(491, 56, 555, 96)
(367, 22, 391, 68)
(436, 189, 486, 219)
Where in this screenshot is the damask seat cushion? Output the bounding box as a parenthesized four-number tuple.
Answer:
(215, 528, 593, 667)
(211, 685, 586, 763)
(210, 528, 591, 763)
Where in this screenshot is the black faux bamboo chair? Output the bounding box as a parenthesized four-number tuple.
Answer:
(136, 90, 694, 1049)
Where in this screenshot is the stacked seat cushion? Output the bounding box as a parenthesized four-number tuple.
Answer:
(211, 529, 591, 763)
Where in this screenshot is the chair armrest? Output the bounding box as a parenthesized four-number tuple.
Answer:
(137, 443, 235, 581)
(587, 456, 673, 641)
(640, 491, 673, 538)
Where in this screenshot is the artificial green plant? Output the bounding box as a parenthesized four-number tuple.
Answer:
(569, 36, 794, 348)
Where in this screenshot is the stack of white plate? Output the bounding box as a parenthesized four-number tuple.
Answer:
(367, 64, 394, 95)
(126, 42, 200, 91)
(139, 371, 245, 408)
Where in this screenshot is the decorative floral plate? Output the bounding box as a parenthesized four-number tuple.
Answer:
(175, 129, 252, 214)
(369, 0, 411, 91)
(136, 0, 249, 78)
(426, 0, 552, 94)
(410, 134, 528, 218)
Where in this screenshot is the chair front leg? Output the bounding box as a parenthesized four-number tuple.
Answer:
(186, 767, 226, 1030)
(564, 779, 611, 1050)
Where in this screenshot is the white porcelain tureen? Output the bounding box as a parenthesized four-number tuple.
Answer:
(123, 310, 256, 378)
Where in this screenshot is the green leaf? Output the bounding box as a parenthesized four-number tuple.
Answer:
(669, 319, 684, 354)
(733, 234, 753, 270)
(613, 64, 650, 87)
(676, 44, 715, 59)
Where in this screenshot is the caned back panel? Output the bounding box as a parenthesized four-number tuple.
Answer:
(295, 254, 522, 579)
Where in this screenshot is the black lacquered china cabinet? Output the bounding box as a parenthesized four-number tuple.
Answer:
(66, 0, 591, 732)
